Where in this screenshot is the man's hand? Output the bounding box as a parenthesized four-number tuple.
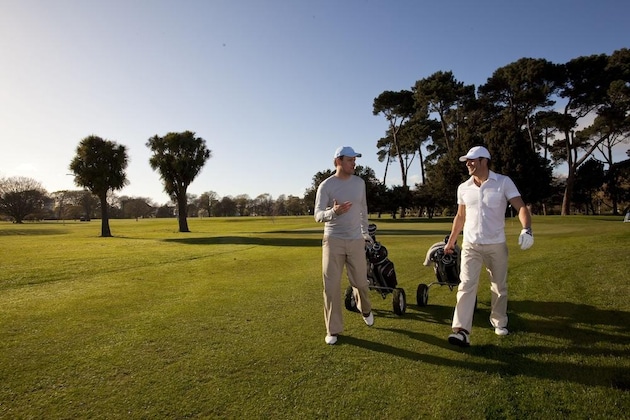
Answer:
(518, 228, 534, 250)
(332, 199, 352, 215)
(363, 233, 374, 244)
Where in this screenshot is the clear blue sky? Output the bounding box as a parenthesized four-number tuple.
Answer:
(1, 0, 628, 204)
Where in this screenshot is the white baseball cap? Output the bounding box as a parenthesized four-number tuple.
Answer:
(334, 146, 362, 158)
(459, 146, 491, 162)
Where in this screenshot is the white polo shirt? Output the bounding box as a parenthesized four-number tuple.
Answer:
(457, 171, 521, 244)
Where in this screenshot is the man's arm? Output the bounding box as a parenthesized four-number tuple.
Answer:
(509, 196, 531, 230)
(509, 196, 533, 250)
(444, 204, 466, 253)
(314, 185, 336, 223)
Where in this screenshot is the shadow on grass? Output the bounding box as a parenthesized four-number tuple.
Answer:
(266, 229, 450, 237)
(0, 229, 70, 236)
(367, 229, 448, 237)
(344, 300, 630, 389)
(343, 330, 629, 389)
(509, 300, 630, 344)
(369, 217, 454, 224)
(163, 236, 322, 247)
(373, 304, 454, 325)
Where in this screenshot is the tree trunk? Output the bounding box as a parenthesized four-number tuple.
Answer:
(561, 171, 575, 216)
(561, 130, 574, 216)
(382, 153, 389, 185)
(177, 193, 190, 232)
(99, 192, 112, 237)
(418, 146, 425, 185)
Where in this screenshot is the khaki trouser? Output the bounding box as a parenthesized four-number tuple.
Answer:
(322, 235, 372, 335)
(452, 242, 509, 334)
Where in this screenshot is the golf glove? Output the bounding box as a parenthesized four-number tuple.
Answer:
(363, 233, 374, 244)
(518, 228, 534, 250)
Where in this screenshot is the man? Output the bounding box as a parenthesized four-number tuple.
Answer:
(444, 146, 533, 347)
(314, 146, 374, 345)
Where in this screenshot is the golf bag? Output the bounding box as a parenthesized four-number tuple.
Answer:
(417, 236, 475, 308)
(432, 247, 460, 287)
(366, 224, 398, 291)
(346, 223, 406, 315)
(423, 235, 460, 288)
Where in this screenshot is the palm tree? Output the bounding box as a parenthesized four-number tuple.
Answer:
(69, 135, 128, 237)
(147, 131, 212, 232)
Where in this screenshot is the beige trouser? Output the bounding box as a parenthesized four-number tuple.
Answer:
(322, 235, 372, 335)
(452, 242, 509, 334)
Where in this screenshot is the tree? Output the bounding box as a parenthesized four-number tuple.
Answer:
(156, 205, 175, 218)
(587, 112, 630, 215)
(253, 194, 273, 216)
(235, 194, 252, 216)
(215, 196, 237, 217)
(573, 159, 606, 214)
(69, 135, 128, 236)
(285, 195, 306, 215)
(120, 196, 154, 219)
(147, 131, 212, 232)
(51, 190, 86, 220)
(410, 71, 479, 212)
(423, 151, 468, 214)
(478, 58, 562, 150)
(52, 190, 95, 220)
(274, 194, 287, 216)
(414, 70, 476, 154)
(551, 50, 630, 215)
(186, 193, 199, 217)
(611, 159, 630, 214)
(403, 116, 441, 186)
(198, 191, 219, 217)
(354, 165, 384, 215)
(373, 90, 416, 187)
(0, 176, 48, 223)
(303, 169, 335, 212)
(476, 58, 559, 206)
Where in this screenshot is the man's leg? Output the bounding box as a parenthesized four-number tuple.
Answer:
(485, 242, 509, 330)
(345, 238, 372, 315)
(452, 242, 483, 334)
(322, 236, 345, 335)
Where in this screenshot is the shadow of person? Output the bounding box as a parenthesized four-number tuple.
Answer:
(340, 300, 630, 390)
(507, 300, 630, 345)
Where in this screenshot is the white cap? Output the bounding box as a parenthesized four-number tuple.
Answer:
(459, 146, 491, 162)
(334, 146, 362, 158)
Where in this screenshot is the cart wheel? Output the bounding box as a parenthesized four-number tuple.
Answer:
(392, 288, 406, 315)
(344, 286, 360, 312)
(416, 283, 429, 306)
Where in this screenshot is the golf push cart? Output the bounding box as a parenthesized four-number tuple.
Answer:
(417, 235, 476, 310)
(344, 223, 407, 315)
(417, 236, 460, 306)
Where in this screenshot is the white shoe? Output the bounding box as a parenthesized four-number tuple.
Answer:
(325, 334, 338, 345)
(448, 330, 470, 347)
(362, 312, 374, 326)
(495, 327, 509, 336)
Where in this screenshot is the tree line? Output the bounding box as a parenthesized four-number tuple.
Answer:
(1, 50, 629, 234)
(372, 48, 630, 217)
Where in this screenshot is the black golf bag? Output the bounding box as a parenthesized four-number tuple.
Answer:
(417, 235, 463, 307)
(431, 244, 460, 287)
(345, 223, 406, 315)
(365, 224, 398, 293)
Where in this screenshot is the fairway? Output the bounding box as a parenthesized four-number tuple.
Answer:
(1, 216, 629, 419)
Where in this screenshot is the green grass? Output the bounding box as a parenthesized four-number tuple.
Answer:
(1, 216, 629, 419)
